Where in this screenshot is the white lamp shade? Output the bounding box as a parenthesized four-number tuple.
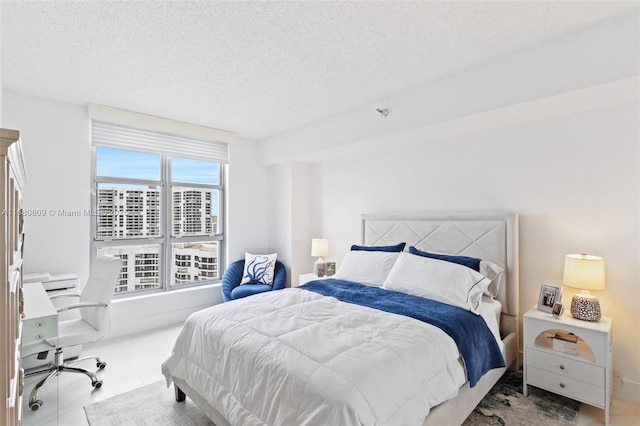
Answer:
(563, 254, 606, 291)
(311, 238, 329, 257)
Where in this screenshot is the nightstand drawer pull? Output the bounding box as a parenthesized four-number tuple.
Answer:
(559, 365, 565, 370)
(559, 383, 565, 388)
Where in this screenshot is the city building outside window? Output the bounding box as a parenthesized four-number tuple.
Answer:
(91, 120, 227, 297)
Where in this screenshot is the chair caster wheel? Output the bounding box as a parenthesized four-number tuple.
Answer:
(93, 380, 103, 389)
(30, 400, 43, 411)
(97, 361, 106, 369)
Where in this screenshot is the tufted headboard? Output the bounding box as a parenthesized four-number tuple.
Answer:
(362, 212, 519, 318)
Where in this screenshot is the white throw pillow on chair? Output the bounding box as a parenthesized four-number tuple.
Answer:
(240, 252, 278, 286)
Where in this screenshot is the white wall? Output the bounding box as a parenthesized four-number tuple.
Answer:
(1, 90, 92, 280)
(291, 162, 315, 282)
(227, 136, 270, 261)
(267, 163, 293, 284)
(0, 90, 271, 336)
(259, 162, 315, 287)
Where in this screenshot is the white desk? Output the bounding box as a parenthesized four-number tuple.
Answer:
(21, 282, 58, 355)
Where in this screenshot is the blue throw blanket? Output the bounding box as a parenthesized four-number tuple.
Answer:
(300, 279, 504, 387)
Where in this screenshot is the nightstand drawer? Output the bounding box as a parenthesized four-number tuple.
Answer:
(527, 348, 604, 387)
(527, 365, 604, 407)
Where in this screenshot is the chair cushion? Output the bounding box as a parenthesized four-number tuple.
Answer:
(55, 319, 100, 348)
(231, 283, 274, 300)
(221, 259, 287, 302)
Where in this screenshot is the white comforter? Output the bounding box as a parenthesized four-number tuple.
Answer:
(162, 288, 467, 426)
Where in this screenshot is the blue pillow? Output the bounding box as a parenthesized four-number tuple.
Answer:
(408, 246, 481, 272)
(351, 242, 406, 252)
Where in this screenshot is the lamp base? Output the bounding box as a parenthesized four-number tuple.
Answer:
(314, 258, 327, 277)
(570, 294, 602, 321)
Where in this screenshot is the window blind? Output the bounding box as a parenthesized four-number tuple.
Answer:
(92, 121, 229, 163)
(88, 104, 234, 163)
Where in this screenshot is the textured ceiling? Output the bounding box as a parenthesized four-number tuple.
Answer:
(1, 1, 636, 140)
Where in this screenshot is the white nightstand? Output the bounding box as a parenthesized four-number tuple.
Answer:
(298, 273, 332, 286)
(523, 308, 612, 425)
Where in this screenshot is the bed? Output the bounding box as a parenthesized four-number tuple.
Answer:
(162, 212, 519, 426)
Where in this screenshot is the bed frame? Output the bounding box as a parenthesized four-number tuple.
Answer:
(362, 212, 519, 426)
(173, 211, 519, 426)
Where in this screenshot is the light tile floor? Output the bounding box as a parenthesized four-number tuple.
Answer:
(22, 323, 183, 426)
(576, 401, 640, 426)
(22, 323, 640, 426)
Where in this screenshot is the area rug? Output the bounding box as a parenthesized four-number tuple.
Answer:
(84, 381, 213, 426)
(86, 370, 580, 425)
(463, 369, 581, 426)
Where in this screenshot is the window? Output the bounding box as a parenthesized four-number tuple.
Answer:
(90, 116, 230, 297)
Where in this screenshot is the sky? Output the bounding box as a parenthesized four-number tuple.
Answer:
(96, 147, 220, 214)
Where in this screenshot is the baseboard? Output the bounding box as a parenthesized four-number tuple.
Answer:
(613, 377, 640, 405)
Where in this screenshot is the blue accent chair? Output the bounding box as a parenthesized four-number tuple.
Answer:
(221, 259, 287, 302)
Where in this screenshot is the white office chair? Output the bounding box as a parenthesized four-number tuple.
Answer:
(25, 255, 122, 411)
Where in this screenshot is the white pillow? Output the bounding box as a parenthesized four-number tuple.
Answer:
(479, 260, 505, 298)
(240, 252, 277, 286)
(332, 251, 399, 287)
(382, 252, 491, 313)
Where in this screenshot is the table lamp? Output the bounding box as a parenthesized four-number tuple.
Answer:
(563, 253, 606, 321)
(311, 238, 329, 277)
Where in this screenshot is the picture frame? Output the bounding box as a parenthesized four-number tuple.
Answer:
(537, 283, 562, 313)
(326, 262, 336, 277)
(552, 302, 565, 318)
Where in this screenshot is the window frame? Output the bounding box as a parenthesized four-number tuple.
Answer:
(91, 146, 226, 297)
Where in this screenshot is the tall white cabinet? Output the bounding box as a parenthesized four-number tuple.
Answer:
(1, 129, 27, 425)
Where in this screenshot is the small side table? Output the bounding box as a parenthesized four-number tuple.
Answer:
(523, 308, 612, 425)
(298, 273, 332, 287)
